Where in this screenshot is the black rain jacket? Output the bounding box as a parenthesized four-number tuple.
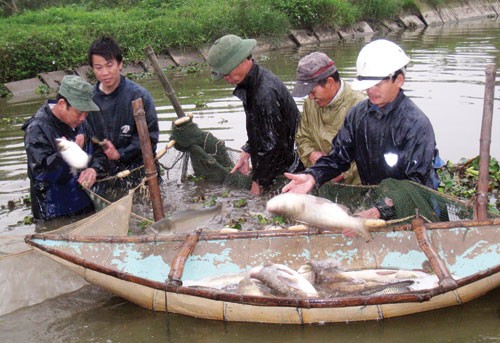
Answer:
(307, 90, 439, 189)
(22, 102, 108, 220)
(234, 62, 301, 188)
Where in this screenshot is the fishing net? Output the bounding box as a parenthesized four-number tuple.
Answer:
(317, 178, 485, 226)
(86, 114, 496, 230)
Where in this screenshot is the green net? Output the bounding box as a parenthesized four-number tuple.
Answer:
(317, 178, 486, 226)
(168, 116, 252, 189)
(88, 115, 497, 229)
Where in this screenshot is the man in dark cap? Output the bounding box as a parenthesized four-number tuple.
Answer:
(23, 75, 108, 220)
(207, 34, 302, 195)
(292, 52, 364, 184)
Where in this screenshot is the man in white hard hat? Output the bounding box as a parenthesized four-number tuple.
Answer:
(207, 34, 302, 195)
(282, 39, 441, 220)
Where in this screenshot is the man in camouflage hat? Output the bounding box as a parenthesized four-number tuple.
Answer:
(292, 51, 364, 184)
(22, 75, 108, 220)
(207, 34, 303, 195)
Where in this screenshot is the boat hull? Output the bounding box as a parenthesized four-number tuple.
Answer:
(27, 220, 500, 324)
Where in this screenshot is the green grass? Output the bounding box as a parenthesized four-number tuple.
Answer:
(0, 0, 455, 84)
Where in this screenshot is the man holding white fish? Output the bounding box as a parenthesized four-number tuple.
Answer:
(283, 39, 442, 221)
(23, 75, 108, 220)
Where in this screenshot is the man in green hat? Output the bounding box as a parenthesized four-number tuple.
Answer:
(208, 34, 303, 195)
(23, 75, 108, 221)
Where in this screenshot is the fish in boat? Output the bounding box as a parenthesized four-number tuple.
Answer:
(56, 137, 90, 173)
(297, 259, 438, 297)
(249, 263, 319, 298)
(266, 193, 385, 241)
(148, 204, 222, 235)
(24, 215, 500, 324)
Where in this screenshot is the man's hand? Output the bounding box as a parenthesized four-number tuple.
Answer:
(308, 151, 326, 165)
(75, 134, 85, 148)
(78, 168, 97, 188)
(230, 151, 251, 175)
(102, 139, 120, 161)
(282, 172, 316, 194)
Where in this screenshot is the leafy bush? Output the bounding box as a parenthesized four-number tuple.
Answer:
(271, 0, 359, 29)
(438, 157, 500, 214)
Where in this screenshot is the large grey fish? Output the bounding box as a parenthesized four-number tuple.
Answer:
(266, 193, 386, 241)
(148, 204, 222, 235)
(56, 138, 90, 172)
(298, 259, 438, 297)
(249, 263, 319, 298)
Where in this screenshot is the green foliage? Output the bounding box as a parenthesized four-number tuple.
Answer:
(350, 0, 401, 20)
(271, 0, 359, 29)
(437, 157, 500, 214)
(0, 0, 458, 83)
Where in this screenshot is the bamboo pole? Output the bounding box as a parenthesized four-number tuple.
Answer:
(132, 98, 165, 221)
(144, 45, 185, 119)
(412, 217, 457, 290)
(475, 63, 496, 220)
(167, 229, 202, 286)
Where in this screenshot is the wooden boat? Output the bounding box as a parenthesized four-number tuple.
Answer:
(0, 191, 132, 316)
(25, 216, 500, 324)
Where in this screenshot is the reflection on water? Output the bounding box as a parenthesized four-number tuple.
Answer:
(0, 19, 499, 342)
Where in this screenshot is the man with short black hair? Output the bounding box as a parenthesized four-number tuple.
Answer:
(86, 36, 159, 185)
(23, 75, 107, 220)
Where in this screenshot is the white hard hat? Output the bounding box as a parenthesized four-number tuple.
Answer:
(352, 39, 410, 91)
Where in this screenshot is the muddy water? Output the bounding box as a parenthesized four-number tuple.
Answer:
(0, 19, 499, 342)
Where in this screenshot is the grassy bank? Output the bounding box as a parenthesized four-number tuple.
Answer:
(0, 0, 428, 85)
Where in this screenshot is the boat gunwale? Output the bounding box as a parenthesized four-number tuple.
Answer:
(25, 218, 500, 309)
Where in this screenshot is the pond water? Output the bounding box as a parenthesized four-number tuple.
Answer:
(0, 19, 499, 342)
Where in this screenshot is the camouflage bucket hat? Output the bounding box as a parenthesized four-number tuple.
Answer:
(207, 35, 257, 80)
(59, 75, 99, 112)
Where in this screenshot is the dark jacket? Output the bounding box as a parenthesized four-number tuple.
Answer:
(307, 90, 439, 189)
(234, 62, 301, 188)
(87, 75, 159, 176)
(22, 102, 108, 220)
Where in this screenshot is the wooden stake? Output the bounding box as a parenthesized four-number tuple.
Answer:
(475, 63, 496, 220)
(132, 98, 165, 221)
(144, 45, 185, 119)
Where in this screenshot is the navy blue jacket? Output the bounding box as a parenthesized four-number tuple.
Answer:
(87, 75, 159, 176)
(307, 90, 440, 189)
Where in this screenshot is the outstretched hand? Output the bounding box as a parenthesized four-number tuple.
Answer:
(230, 151, 251, 175)
(282, 172, 316, 194)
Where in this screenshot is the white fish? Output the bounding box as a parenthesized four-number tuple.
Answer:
(266, 193, 383, 241)
(56, 138, 90, 172)
(250, 263, 319, 298)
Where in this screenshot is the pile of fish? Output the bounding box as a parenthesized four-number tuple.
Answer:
(183, 258, 439, 298)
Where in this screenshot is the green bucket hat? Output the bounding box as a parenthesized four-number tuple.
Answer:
(207, 34, 257, 80)
(59, 75, 99, 112)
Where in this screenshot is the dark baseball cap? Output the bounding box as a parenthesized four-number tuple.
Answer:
(292, 52, 337, 97)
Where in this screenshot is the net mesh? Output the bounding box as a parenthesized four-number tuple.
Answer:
(88, 115, 497, 228)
